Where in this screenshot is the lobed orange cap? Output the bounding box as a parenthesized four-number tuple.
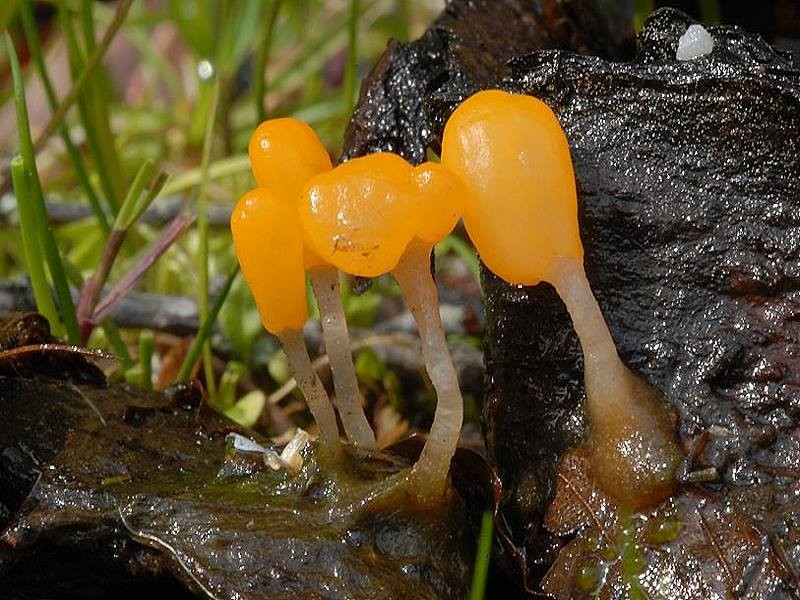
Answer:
(298, 153, 419, 277)
(411, 162, 465, 245)
(231, 188, 308, 335)
(248, 117, 333, 202)
(248, 117, 333, 270)
(441, 89, 582, 286)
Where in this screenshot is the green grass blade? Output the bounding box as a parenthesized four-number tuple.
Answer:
(254, 0, 283, 122)
(177, 265, 240, 383)
(10, 157, 63, 336)
(113, 159, 158, 231)
(468, 511, 494, 600)
(30, 0, 133, 158)
(270, 0, 377, 93)
(19, 0, 110, 234)
(80, 0, 97, 52)
(138, 330, 154, 389)
(101, 320, 133, 368)
(0, 0, 20, 32)
(343, 0, 359, 113)
(78, 0, 127, 205)
(60, 4, 122, 215)
(160, 154, 250, 196)
(634, 0, 654, 31)
(5, 33, 81, 344)
(167, 0, 215, 58)
(197, 78, 221, 398)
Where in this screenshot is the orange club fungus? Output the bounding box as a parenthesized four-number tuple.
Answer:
(240, 118, 376, 450)
(441, 90, 683, 510)
(299, 154, 465, 503)
(231, 188, 341, 454)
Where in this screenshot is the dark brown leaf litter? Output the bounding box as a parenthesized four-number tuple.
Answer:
(342, 0, 635, 164)
(344, 2, 800, 597)
(0, 314, 501, 599)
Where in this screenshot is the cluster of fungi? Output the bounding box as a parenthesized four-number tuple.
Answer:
(232, 90, 683, 510)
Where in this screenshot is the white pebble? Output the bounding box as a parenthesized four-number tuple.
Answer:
(676, 24, 714, 61)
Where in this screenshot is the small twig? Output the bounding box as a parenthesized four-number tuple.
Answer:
(0, 196, 233, 228)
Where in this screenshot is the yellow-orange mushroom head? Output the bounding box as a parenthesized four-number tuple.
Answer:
(248, 118, 332, 271)
(248, 117, 333, 201)
(231, 188, 308, 335)
(411, 162, 465, 245)
(299, 153, 418, 278)
(441, 89, 582, 286)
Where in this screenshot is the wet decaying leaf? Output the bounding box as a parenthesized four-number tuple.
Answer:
(0, 314, 491, 599)
(542, 448, 797, 599)
(345, 1, 800, 596)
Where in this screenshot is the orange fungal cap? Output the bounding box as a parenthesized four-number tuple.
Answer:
(441, 89, 582, 286)
(298, 153, 418, 278)
(248, 118, 333, 199)
(411, 162, 465, 245)
(231, 188, 308, 335)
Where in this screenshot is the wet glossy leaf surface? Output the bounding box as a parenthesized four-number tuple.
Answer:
(542, 448, 798, 599)
(0, 315, 483, 599)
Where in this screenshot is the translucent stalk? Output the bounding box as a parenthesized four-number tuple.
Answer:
(310, 265, 376, 449)
(551, 256, 681, 509)
(279, 329, 341, 453)
(550, 257, 628, 405)
(392, 240, 463, 501)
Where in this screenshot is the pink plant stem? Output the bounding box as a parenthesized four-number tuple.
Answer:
(90, 212, 194, 325)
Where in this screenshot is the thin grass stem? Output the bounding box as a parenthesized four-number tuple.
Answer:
(3, 0, 133, 192)
(10, 157, 63, 336)
(160, 154, 250, 196)
(177, 265, 240, 383)
(101, 319, 133, 368)
(32, 0, 133, 155)
(468, 511, 494, 600)
(19, 0, 110, 234)
(60, 4, 121, 214)
(197, 78, 221, 399)
(77, 160, 167, 338)
(138, 330, 154, 389)
(254, 0, 283, 122)
(78, 0, 127, 203)
(5, 33, 81, 344)
(343, 0, 359, 113)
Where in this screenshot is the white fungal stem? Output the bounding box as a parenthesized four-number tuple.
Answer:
(550, 257, 628, 412)
(279, 328, 341, 452)
(309, 265, 376, 449)
(392, 240, 463, 500)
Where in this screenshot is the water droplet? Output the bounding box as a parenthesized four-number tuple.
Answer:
(197, 59, 214, 80)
